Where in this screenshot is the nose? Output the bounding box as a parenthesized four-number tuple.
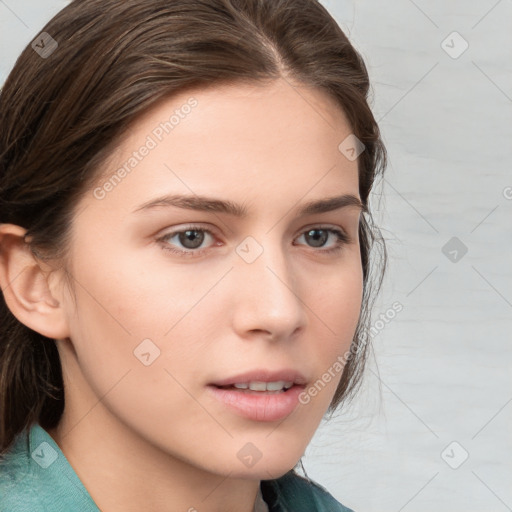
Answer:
(230, 235, 307, 341)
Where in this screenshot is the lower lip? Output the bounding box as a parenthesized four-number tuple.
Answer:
(206, 384, 304, 422)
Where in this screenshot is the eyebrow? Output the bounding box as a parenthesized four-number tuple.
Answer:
(132, 193, 366, 216)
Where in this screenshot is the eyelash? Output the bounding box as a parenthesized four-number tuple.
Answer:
(156, 224, 351, 258)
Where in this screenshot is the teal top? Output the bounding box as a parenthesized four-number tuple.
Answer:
(0, 423, 355, 511)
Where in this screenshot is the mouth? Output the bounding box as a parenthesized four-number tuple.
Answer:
(206, 369, 308, 421)
(212, 381, 296, 393)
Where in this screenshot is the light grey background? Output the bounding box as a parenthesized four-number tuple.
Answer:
(1, 1, 511, 511)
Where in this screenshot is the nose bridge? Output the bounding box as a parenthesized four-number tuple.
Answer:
(232, 231, 305, 333)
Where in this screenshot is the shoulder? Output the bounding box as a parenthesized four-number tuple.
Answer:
(261, 470, 356, 512)
(0, 423, 100, 512)
(0, 430, 45, 512)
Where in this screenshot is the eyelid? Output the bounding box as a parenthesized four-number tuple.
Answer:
(156, 223, 219, 243)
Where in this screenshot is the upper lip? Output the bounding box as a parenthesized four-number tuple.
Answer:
(210, 369, 308, 387)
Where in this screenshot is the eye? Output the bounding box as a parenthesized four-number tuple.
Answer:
(156, 225, 217, 258)
(295, 227, 350, 254)
(156, 224, 351, 258)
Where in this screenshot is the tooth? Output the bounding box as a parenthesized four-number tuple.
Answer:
(249, 381, 268, 391)
(233, 383, 249, 389)
(266, 381, 286, 391)
(283, 381, 293, 389)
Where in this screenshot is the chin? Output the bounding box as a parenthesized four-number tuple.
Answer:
(223, 450, 304, 480)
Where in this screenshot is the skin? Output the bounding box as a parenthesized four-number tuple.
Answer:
(0, 78, 363, 512)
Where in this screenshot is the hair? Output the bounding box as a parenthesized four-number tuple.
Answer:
(0, 0, 387, 456)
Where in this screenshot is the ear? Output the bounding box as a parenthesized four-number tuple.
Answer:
(0, 223, 70, 340)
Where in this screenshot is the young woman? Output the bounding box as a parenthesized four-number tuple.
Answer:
(0, 0, 387, 510)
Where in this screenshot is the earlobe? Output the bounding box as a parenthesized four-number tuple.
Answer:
(0, 223, 70, 340)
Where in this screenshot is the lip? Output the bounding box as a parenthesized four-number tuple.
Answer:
(209, 369, 308, 387)
(207, 368, 308, 422)
(206, 384, 305, 422)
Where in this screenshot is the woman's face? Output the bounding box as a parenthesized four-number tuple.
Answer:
(53, 79, 363, 479)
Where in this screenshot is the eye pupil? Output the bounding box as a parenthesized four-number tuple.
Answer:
(306, 229, 328, 248)
(179, 230, 204, 249)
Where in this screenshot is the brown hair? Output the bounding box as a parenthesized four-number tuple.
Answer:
(0, 0, 387, 455)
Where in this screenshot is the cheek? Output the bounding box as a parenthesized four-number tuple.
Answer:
(314, 253, 363, 337)
(62, 243, 210, 387)
(61, 259, 208, 438)
(304, 258, 363, 394)
(66, 240, 180, 339)
(61, 246, 152, 389)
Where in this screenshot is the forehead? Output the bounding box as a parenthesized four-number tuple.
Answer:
(82, 78, 359, 217)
